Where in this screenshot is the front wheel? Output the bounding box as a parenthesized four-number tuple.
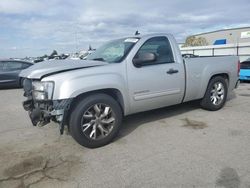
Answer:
(69, 93, 122, 148)
(200, 76, 228, 111)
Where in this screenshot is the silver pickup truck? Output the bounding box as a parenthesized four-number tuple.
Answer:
(20, 33, 240, 148)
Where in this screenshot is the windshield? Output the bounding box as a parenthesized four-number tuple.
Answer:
(87, 38, 139, 63)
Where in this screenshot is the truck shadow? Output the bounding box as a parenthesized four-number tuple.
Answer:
(0, 86, 22, 90)
(227, 91, 237, 101)
(116, 91, 236, 141)
(115, 100, 200, 140)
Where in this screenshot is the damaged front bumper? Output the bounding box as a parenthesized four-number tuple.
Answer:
(23, 98, 72, 134)
(22, 78, 72, 134)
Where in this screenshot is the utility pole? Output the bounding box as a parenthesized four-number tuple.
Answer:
(230, 33, 239, 56)
(75, 29, 79, 52)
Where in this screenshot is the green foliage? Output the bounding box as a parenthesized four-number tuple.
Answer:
(182, 36, 208, 47)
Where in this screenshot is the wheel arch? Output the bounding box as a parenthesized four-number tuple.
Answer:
(210, 73, 229, 82)
(70, 88, 125, 115)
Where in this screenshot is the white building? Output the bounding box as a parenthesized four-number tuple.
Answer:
(192, 27, 250, 45)
(181, 27, 250, 61)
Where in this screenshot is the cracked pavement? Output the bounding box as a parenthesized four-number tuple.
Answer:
(0, 84, 250, 188)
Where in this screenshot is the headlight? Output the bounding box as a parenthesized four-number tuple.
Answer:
(32, 81, 54, 100)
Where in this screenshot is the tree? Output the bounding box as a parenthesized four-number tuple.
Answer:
(88, 45, 92, 51)
(182, 36, 208, 47)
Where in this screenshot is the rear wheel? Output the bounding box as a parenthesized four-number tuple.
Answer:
(69, 93, 122, 148)
(200, 76, 228, 111)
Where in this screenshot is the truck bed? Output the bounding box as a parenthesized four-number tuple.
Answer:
(183, 56, 239, 102)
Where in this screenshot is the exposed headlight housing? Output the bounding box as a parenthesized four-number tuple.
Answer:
(32, 81, 54, 100)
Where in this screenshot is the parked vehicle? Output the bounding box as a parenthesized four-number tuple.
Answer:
(20, 33, 240, 148)
(239, 58, 250, 81)
(0, 60, 33, 88)
(182, 53, 199, 58)
(33, 57, 44, 63)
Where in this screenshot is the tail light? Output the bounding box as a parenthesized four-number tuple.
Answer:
(237, 60, 240, 76)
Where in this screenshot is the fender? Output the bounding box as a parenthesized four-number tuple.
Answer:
(42, 72, 130, 115)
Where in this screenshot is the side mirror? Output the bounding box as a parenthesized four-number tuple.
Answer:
(133, 52, 156, 67)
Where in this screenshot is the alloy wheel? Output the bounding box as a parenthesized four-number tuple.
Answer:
(210, 82, 225, 105)
(80, 103, 115, 140)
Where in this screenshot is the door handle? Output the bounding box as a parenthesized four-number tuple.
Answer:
(166, 69, 179, 74)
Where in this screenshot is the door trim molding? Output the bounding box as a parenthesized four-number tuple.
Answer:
(134, 89, 181, 101)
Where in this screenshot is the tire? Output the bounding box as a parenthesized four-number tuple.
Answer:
(69, 93, 123, 148)
(200, 76, 228, 111)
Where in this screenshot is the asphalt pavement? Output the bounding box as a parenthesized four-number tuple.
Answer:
(0, 84, 250, 188)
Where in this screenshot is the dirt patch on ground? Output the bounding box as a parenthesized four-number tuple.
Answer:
(157, 119, 170, 126)
(0, 150, 83, 188)
(238, 94, 250, 97)
(229, 130, 243, 137)
(4, 156, 46, 178)
(182, 118, 207, 129)
(216, 167, 240, 188)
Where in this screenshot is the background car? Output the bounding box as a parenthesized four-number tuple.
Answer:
(182, 53, 199, 58)
(240, 58, 250, 82)
(0, 59, 33, 88)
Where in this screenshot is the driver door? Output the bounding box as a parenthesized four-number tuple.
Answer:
(126, 36, 185, 114)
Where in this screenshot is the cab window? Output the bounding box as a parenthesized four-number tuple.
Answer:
(133, 36, 174, 67)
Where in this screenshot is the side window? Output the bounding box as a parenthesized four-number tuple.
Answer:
(133, 36, 174, 67)
(5, 61, 23, 71)
(0, 62, 4, 71)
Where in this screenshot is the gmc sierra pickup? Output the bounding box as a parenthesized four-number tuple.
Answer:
(20, 33, 240, 148)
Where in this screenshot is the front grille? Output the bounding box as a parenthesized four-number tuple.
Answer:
(53, 99, 72, 110)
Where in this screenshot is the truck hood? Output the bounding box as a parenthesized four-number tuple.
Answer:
(19, 59, 108, 79)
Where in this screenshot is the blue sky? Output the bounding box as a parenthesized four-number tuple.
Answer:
(0, 0, 250, 58)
